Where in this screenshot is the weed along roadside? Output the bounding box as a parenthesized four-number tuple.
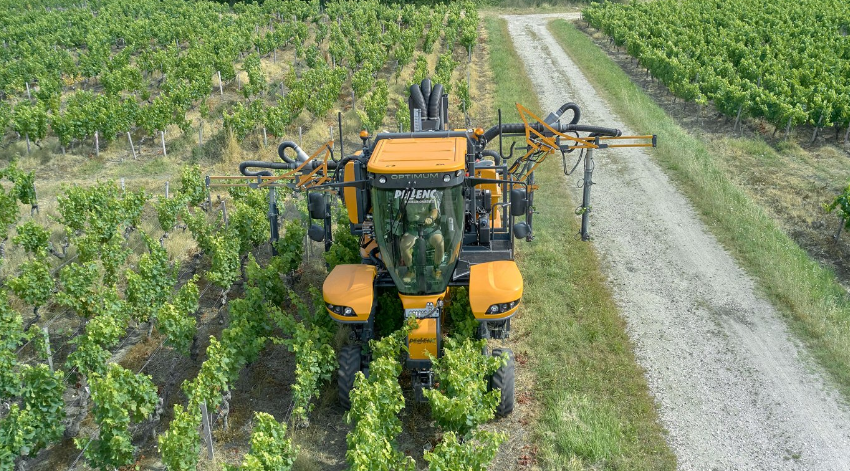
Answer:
(485, 15, 676, 470)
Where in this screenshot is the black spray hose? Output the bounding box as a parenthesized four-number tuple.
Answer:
(482, 123, 525, 142)
(368, 246, 384, 269)
(239, 159, 338, 177)
(428, 83, 444, 118)
(420, 78, 432, 103)
(552, 102, 581, 125)
(482, 122, 621, 144)
(239, 160, 294, 176)
(278, 141, 310, 164)
(481, 149, 502, 165)
(333, 155, 359, 182)
(569, 124, 622, 136)
(409, 84, 427, 116)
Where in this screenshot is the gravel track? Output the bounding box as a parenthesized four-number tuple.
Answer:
(504, 13, 850, 470)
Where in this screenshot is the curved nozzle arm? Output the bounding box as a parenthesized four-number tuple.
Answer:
(481, 102, 622, 147)
(238, 141, 314, 177)
(278, 141, 310, 164)
(547, 102, 581, 126)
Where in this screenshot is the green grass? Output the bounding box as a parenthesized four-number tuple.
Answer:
(548, 19, 850, 398)
(485, 16, 676, 470)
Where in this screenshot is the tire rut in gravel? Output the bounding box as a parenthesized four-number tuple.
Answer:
(504, 13, 850, 471)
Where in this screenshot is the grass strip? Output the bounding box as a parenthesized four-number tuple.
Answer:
(548, 19, 850, 399)
(485, 16, 676, 470)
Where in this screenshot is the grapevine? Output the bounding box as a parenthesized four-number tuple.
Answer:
(826, 182, 850, 232)
(584, 0, 850, 135)
(324, 210, 361, 270)
(358, 80, 389, 133)
(155, 276, 200, 355)
(12, 221, 49, 257)
(180, 164, 207, 208)
(126, 232, 177, 323)
(8, 256, 53, 317)
(226, 412, 297, 471)
(57, 261, 102, 319)
(156, 195, 188, 234)
(345, 320, 417, 471)
(0, 365, 65, 468)
(0, 290, 23, 400)
(66, 288, 130, 377)
(0, 2, 491, 469)
(269, 288, 336, 426)
(446, 287, 477, 341)
(423, 337, 505, 437)
(276, 219, 306, 275)
(158, 405, 201, 471)
(423, 429, 507, 471)
(78, 364, 158, 470)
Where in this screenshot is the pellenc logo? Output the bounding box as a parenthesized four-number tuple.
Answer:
(394, 189, 437, 199)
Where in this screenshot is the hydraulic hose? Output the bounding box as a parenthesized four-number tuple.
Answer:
(428, 83, 444, 118)
(481, 149, 502, 165)
(333, 155, 358, 182)
(240, 159, 338, 177)
(569, 124, 622, 136)
(368, 246, 384, 269)
(420, 78, 432, 103)
(482, 122, 621, 144)
(409, 84, 427, 116)
(239, 160, 294, 177)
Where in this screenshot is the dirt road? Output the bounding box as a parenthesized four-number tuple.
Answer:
(504, 13, 850, 470)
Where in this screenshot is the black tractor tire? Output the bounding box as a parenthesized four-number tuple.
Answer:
(477, 321, 490, 340)
(489, 348, 515, 417)
(338, 345, 361, 410)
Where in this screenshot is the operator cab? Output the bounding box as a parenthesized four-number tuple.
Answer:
(368, 137, 468, 295)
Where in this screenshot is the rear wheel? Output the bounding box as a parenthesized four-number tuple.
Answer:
(489, 348, 515, 416)
(338, 345, 362, 410)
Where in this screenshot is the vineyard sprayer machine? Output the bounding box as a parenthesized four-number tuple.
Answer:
(210, 79, 656, 413)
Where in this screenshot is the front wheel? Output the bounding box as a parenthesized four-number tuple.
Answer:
(338, 345, 362, 410)
(489, 347, 515, 416)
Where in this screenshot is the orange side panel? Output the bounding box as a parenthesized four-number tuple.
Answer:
(323, 264, 376, 322)
(343, 161, 359, 224)
(469, 261, 523, 320)
(408, 318, 438, 361)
